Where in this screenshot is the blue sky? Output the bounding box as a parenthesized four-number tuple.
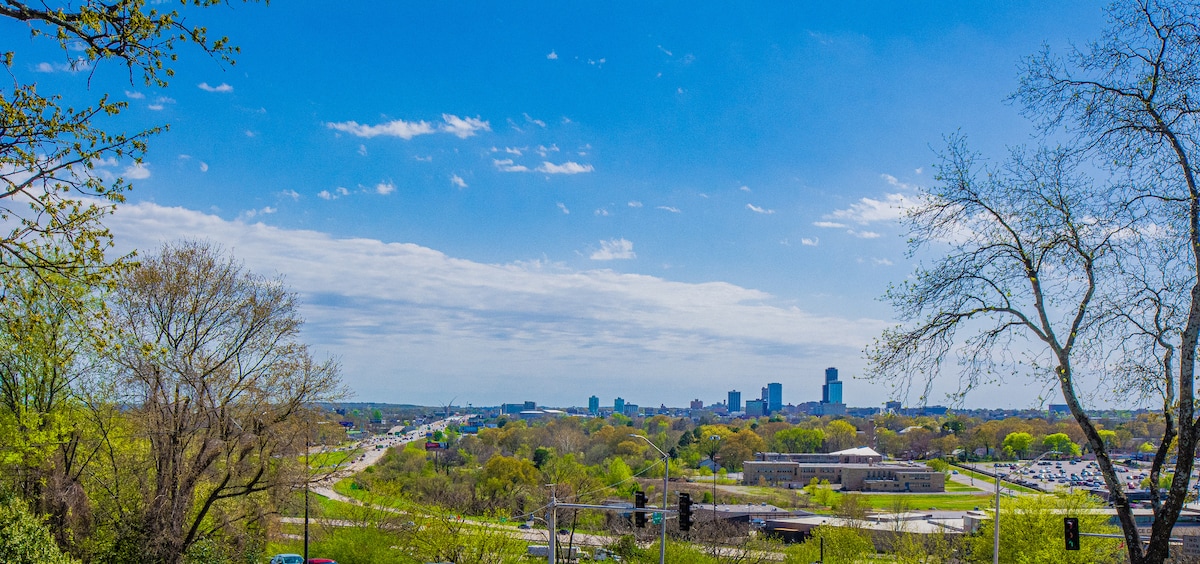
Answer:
(9, 2, 1114, 409)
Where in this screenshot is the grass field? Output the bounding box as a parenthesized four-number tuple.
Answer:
(853, 492, 993, 511)
(944, 480, 983, 492)
(308, 449, 360, 469)
(951, 465, 1040, 494)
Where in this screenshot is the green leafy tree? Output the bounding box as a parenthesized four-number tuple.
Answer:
(0, 0, 256, 278)
(824, 420, 858, 451)
(772, 427, 825, 453)
(970, 491, 1123, 563)
(1043, 433, 1081, 456)
(1002, 432, 1034, 459)
(0, 495, 77, 564)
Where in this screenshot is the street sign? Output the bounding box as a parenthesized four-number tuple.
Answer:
(652, 512, 662, 525)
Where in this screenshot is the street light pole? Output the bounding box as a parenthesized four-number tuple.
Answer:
(631, 434, 668, 564)
(708, 435, 721, 525)
(993, 450, 1058, 564)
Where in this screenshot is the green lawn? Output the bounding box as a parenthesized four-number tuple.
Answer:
(944, 480, 983, 492)
(854, 492, 994, 511)
(952, 465, 1040, 494)
(309, 448, 360, 469)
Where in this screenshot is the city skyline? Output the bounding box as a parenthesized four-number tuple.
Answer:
(8, 2, 1114, 407)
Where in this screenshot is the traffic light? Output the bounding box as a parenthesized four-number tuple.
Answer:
(634, 491, 647, 528)
(1064, 517, 1080, 551)
(678, 492, 693, 531)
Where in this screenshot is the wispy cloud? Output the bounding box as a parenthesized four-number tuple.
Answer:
(198, 82, 234, 93)
(279, 189, 301, 200)
(739, 185, 751, 192)
(450, 174, 467, 188)
(556, 202, 570, 215)
(103, 202, 888, 404)
(375, 181, 396, 195)
(746, 203, 774, 215)
(34, 58, 90, 73)
(125, 90, 145, 99)
(628, 201, 643, 208)
(537, 161, 593, 174)
(657, 206, 681, 213)
(493, 159, 529, 173)
(813, 221, 847, 229)
(318, 187, 351, 200)
(824, 175, 918, 225)
(849, 230, 881, 239)
(326, 114, 490, 140)
(547, 50, 558, 60)
(801, 237, 819, 246)
(241, 206, 276, 220)
(523, 113, 547, 128)
(871, 258, 894, 266)
(595, 208, 610, 216)
(199, 161, 209, 172)
(591, 238, 636, 260)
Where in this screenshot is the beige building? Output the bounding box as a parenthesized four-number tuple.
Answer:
(742, 460, 944, 492)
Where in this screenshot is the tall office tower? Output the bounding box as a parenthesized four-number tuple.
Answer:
(745, 399, 767, 417)
(728, 390, 742, 413)
(767, 382, 782, 413)
(690, 399, 704, 410)
(614, 397, 625, 415)
(885, 400, 901, 414)
(588, 395, 600, 415)
(761, 386, 768, 402)
(822, 367, 843, 405)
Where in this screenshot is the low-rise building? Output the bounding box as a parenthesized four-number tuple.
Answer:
(743, 459, 944, 492)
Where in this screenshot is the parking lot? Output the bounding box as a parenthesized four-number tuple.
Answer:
(959, 458, 1198, 496)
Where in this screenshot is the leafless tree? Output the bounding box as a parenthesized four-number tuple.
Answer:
(109, 240, 341, 563)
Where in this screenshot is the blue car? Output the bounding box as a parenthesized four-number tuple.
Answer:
(269, 555, 303, 564)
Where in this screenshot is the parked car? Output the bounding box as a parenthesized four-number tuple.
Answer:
(269, 555, 303, 564)
(307, 560, 338, 564)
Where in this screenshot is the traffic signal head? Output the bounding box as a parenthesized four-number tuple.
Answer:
(634, 491, 647, 528)
(678, 492, 693, 531)
(1064, 517, 1080, 551)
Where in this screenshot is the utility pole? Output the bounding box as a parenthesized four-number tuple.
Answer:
(547, 484, 556, 564)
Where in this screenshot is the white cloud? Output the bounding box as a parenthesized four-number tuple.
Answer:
(849, 230, 882, 239)
(813, 221, 847, 229)
(328, 119, 435, 140)
(872, 258, 894, 266)
(657, 206, 681, 213)
(199, 162, 209, 172)
(591, 238, 636, 260)
(280, 190, 301, 200)
(822, 176, 918, 225)
(537, 161, 593, 174)
(536, 144, 560, 157)
(198, 82, 234, 93)
(595, 208, 610, 216)
(34, 58, 90, 73)
(450, 174, 468, 188)
(746, 204, 775, 215)
(658, 45, 674, 56)
(122, 163, 151, 180)
(375, 181, 396, 195)
(358, 144, 368, 156)
(245, 130, 256, 138)
(125, 90, 145, 99)
(328, 114, 489, 140)
(318, 187, 352, 200)
(557, 202, 570, 214)
(241, 206, 277, 220)
(414, 155, 433, 162)
(337, 187, 350, 197)
(493, 159, 529, 173)
(439, 114, 491, 138)
(102, 201, 889, 405)
(739, 185, 751, 192)
(505, 147, 524, 156)
(628, 201, 643, 208)
(524, 113, 547, 128)
(547, 50, 558, 60)
(317, 190, 333, 200)
(801, 237, 819, 246)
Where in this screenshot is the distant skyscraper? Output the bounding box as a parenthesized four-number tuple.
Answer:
(588, 395, 600, 415)
(745, 399, 767, 417)
(614, 397, 625, 415)
(885, 400, 901, 413)
(761, 386, 768, 402)
(822, 367, 844, 405)
(728, 390, 742, 413)
(767, 382, 782, 413)
(690, 399, 704, 410)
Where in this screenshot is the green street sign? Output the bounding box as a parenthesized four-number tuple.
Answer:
(652, 512, 662, 525)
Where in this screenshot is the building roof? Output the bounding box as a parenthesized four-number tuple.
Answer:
(831, 446, 882, 457)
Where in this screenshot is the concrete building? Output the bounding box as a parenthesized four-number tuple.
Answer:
(742, 457, 944, 493)
(885, 400, 902, 413)
(614, 397, 625, 415)
(745, 399, 767, 417)
(622, 403, 640, 417)
(728, 390, 742, 413)
(690, 399, 704, 410)
(757, 447, 883, 464)
(588, 395, 599, 415)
